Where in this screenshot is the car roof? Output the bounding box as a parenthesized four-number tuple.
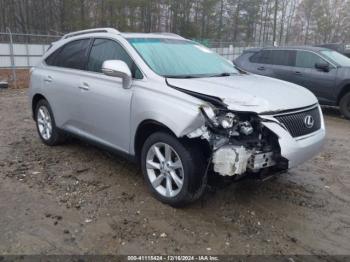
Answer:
(121, 32, 186, 40)
(60, 28, 186, 41)
(245, 46, 330, 53)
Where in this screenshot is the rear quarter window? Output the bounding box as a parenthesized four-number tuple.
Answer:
(45, 39, 91, 70)
(250, 50, 296, 66)
(45, 49, 60, 66)
(250, 50, 272, 64)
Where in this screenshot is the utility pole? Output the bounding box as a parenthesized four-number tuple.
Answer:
(273, 0, 278, 46)
(218, 0, 224, 41)
(6, 27, 17, 89)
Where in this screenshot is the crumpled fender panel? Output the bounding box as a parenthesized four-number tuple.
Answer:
(166, 79, 227, 109)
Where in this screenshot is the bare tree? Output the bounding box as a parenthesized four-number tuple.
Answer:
(1, 0, 350, 46)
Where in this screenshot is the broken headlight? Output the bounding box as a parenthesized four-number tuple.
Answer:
(200, 105, 219, 127)
(219, 112, 236, 129)
(201, 106, 238, 129)
(239, 121, 254, 135)
(200, 105, 257, 136)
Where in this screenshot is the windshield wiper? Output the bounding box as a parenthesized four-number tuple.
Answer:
(164, 75, 201, 79)
(165, 73, 235, 79)
(209, 72, 234, 77)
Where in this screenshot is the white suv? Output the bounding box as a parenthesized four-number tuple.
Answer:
(29, 28, 325, 206)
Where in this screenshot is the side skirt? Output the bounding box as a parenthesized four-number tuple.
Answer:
(58, 128, 137, 164)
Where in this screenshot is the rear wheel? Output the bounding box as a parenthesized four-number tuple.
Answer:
(340, 92, 350, 119)
(35, 99, 66, 146)
(141, 132, 207, 207)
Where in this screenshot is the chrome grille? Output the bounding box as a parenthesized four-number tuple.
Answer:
(275, 107, 321, 138)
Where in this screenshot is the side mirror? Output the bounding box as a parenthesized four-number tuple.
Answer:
(102, 60, 132, 89)
(315, 62, 330, 72)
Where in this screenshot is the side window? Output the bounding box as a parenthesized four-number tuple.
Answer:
(87, 38, 142, 79)
(46, 39, 91, 70)
(296, 51, 327, 68)
(250, 50, 272, 64)
(270, 50, 296, 66)
(45, 49, 60, 66)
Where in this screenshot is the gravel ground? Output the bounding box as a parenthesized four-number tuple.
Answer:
(0, 88, 349, 256)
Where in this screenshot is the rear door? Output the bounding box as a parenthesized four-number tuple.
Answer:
(294, 50, 337, 101)
(248, 50, 275, 76)
(76, 38, 143, 152)
(43, 38, 92, 129)
(268, 50, 297, 83)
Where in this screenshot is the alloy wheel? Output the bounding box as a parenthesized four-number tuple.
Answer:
(37, 105, 52, 140)
(146, 142, 184, 198)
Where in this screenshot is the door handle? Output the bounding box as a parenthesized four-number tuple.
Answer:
(78, 82, 90, 91)
(295, 71, 302, 75)
(257, 66, 265, 71)
(44, 76, 53, 83)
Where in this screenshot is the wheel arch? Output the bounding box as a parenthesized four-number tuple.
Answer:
(337, 83, 350, 105)
(32, 93, 47, 119)
(134, 120, 177, 162)
(133, 119, 211, 163)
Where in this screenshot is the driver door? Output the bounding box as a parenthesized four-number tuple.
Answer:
(294, 50, 337, 102)
(248, 50, 276, 77)
(76, 38, 142, 152)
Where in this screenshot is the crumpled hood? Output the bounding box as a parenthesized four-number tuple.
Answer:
(167, 74, 318, 114)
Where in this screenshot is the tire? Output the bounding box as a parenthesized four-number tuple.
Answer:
(35, 99, 66, 146)
(340, 92, 350, 120)
(141, 132, 207, 207)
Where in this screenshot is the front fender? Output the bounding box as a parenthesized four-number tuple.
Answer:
(337, 79, 350, 103)
(129, 85, 205, 154)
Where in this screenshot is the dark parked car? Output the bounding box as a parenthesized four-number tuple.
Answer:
(316, 43, 350, 58)
(235, 46, 350, 119)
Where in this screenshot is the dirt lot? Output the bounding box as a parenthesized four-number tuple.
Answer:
(0, 88, 349, 256)
(0, 69, 30, 89)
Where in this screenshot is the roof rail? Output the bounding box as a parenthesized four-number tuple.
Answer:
(62, 28, 120, 40)
(152, 32, 185, 39)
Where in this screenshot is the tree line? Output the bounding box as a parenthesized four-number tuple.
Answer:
(1, 0, 350, 46)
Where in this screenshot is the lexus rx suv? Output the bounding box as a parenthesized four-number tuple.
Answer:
(29, 28, 325, 206)
(235, 46, 350, 119)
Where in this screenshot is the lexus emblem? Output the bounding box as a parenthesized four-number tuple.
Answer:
(304, 115, 315, 129)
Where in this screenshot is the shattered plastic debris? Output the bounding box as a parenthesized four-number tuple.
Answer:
(212, 146, 251, 176)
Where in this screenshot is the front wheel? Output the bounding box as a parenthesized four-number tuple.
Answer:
(141, 132, 207, 207)
(340, 92, 350, 120)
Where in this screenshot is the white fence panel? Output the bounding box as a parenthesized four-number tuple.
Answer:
(28, 56, 43, 65)
(0, 56, 11, 67)
(0, 43, 50, 68)
(0, 43, 10, 55)
(29, 44, 47, 55)
(13, 44, 27, 55)
(14, 56, 28, 67)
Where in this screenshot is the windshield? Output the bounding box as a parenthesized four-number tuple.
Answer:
(320, 50, 350, 67)
(128, 38, 238, 78)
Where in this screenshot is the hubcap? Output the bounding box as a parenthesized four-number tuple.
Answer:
(146, 142, 184, 198)
(37, 106, 52, 140)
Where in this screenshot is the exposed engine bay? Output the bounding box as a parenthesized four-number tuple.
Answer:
(187, 104, 286, 177)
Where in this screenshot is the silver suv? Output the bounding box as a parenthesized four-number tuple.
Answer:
(29, 28, 326, 206)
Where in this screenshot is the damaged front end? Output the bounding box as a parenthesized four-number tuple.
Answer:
(187, 104, 288, 178)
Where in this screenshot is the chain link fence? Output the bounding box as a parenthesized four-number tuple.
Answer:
(208, 41, 268, 61)
(0, 29, 61, 88)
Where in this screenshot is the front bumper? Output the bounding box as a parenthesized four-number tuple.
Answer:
(261, 106, 326, 169)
